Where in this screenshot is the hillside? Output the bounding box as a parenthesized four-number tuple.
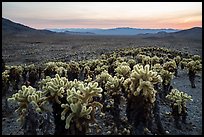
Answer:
(137, 27, 202, 40)
(172, 27, 202, 40)
(2, 18, 56, 36)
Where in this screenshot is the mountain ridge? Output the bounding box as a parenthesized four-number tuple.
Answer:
(2, 18, 56, 36)
(48, 27, 179, 35)
(2, 18, 202, 39)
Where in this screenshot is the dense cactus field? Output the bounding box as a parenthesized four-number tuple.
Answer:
(2, 47, 202, 135)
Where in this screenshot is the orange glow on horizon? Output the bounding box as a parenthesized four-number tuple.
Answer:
(2, 2, 202, 30)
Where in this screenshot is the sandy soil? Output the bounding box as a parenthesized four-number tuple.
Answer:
(2, 35, 202, 66)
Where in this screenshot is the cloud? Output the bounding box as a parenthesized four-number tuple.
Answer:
(2, 2, 202, 29)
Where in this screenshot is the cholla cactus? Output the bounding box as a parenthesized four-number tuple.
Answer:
(61, 81, 103, 130)
(192, 55, 201, 61)
(43, 62, 58, 77)
(11, 65, 24, 73)
(67, 82, 102, 104)
(86, 59, 100, 68)
(84, 75, 93, 83)
(83, 65, 93, 79)
(8, 85, 47, 125)
(151, 56, 160, 66)
(135, 79, 157, 103)
(115, 63, 131, 78)
(94, 65, 109, 75)
(174, 56, 181, 67)
(2, 70, 10, 84)
(157, 66, 174, 98)
(180, 58, 192, 70)
(67, 61, 80, 80)
(55, 61, 69, 68)
(136, 54, 145, 63)
(129, 64, 162, 103)
(187, 60, 202, 73)
(132, 64, 162, 84)
(104, 76, 124, 126)
(44, 62, 57, 71)
(123, 78, 132, 91)
(152, 63, 163, 73)
(27, 64, 35, 70)
(186, 60, 202, 88)
(142, 56, 151, 65)
(42, 74, 70, 104)
(166, 89, 192, 114)
(95, 70, 112, 85)
(117, 57, 126, 63)
(125, 64, 162, 133)
(105, 76, 124, 95)
(160, 69, 174, 86)
(163, 60, 177, 73)
(127, 59, 136, 69)
(38, 76, 52, 88)
(55, 66, 68, 77)
(8, 65, 23, 80)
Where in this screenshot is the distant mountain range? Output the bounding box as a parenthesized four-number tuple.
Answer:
(48, 27, 179, 35)
(2, 18, 202, 40)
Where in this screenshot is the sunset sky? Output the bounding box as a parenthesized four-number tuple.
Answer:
(2, 2, 202, 30)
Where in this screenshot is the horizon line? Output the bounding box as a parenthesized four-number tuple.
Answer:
(45, 27, 182, 30)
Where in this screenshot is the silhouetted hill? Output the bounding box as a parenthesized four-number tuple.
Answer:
(2, 18, 36, 33)
(172, 27, 202, 40)
(2, 18, 56, 36)
(137, 27, 202, 40)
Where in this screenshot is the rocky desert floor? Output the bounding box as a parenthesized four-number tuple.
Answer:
(2, 35, 202, 135)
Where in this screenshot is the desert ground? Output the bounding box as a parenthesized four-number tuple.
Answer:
(2, 34, 202, 135)
(2, 34, 202, 65)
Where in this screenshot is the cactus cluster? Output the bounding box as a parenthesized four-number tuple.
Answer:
(105, 76, 124, 95)
(4, 46, 202, 135)
(95, 70, 112, 85)
(163, 60, 177, 73)
(55, 66, 68, 77)
(160, 69, 174, 85)
(127, 59, 136, 68)
(142, 55, 151, 65)
(95, 65, 109, 74)
(42, 74, 69, 104)
(44, 62, 58, 71)
(7, 85, 48, 125)
(44, 61, 69, 77)
(152, 63, 163, 73)
(27, 64, 36, 70)
(192, 55, 201, 61)
(180, 58, 192, 69)
(151, 55, 160, 66)
(174, 56, 181, 66)
(187, 60, 202, 73)
(10, 65, 24, 73)
(125, 64, 162, 103)
(115, 62, 131, 78)
(68, 61, 80, 73)
(166, 89, 193, 114)
(61, 81, 103, 130)
(2, 70, 10, 84)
